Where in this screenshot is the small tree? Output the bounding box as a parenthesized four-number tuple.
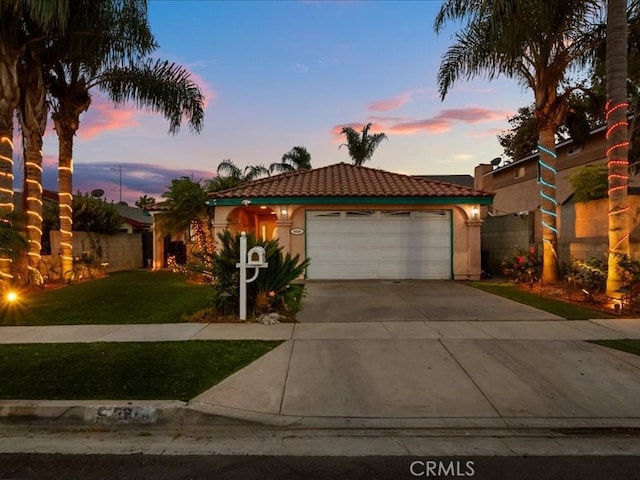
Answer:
(569, 165, 608, 202)
(135, 195, 156, 209)
(72, 193, 122, 234)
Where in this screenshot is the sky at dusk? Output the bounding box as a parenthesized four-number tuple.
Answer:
(27, 0, 532, 205)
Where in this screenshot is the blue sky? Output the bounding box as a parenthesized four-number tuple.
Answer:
(33, 0, 531, 204)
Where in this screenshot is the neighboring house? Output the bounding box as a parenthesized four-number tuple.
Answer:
(474, 125, 640, 216)
(417, 174, 475, 189)
(474, 125, 640, 273)
(114, 203, 153, 233)
(159, 163, 493, 280)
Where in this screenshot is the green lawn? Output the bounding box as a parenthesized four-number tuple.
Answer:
(464, 281, 617, 320)
(2, 270, 211, 326)
(0, 340, 281, 400)
(590, 339, 640, 356)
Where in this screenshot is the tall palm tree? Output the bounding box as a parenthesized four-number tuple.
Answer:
(434, 0, 604, 284)
(605, 0, 630, 298)
(338, 123, 387, 166)
(0, 0, 69, 280)
(46, 0, 204, 277)
(270, 146, 312, 174)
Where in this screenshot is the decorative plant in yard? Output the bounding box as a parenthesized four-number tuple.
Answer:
(565, 256, 608, 295)
(502, 247, 541, 284)
(207, 231, 310, 320)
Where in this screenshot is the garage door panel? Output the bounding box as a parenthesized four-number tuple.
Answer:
(306, 210, 451, 280)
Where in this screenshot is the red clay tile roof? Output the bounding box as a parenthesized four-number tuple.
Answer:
(209, 163, 493, 200)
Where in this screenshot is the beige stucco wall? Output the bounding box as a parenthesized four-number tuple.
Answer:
(212, 203, 484, 280)
(50, 231, 143, 272)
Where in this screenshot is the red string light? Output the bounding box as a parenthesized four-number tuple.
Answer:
(606, 101, 630, 255)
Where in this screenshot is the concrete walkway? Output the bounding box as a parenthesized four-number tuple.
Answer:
(2, 318, 640, 430)
(1, 280, 640, 431)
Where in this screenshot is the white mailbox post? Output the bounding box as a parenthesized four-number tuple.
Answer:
(236, 231, 268, 320)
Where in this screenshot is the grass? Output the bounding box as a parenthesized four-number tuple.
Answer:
(0, 340, 281, 400)
(1, 270, 212, 326)
(589, 339, 640, 356)
(464, 281, 617, 320)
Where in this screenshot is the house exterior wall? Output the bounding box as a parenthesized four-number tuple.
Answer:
(213, 202, 483, 280)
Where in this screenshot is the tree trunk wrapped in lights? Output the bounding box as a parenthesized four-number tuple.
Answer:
(605, 0, 630, 299)
(537, 128, 561, 284)
(51, 88, 90, 279)
(18, 50, 48, 277)
(0, 46, 19, 281)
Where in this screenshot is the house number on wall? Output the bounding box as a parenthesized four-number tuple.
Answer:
(290, 228, 304, 235)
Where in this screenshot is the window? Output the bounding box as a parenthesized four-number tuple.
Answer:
(345, 211, 374, 217)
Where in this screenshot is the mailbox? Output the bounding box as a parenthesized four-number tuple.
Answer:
(247, 246, 267, 266)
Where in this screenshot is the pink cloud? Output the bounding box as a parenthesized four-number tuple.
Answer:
(436, 108, 509, 124)
(369, 107, 511, 136)
(368, 90, 423, 112)
(77, 98, 141, 139)
(388, 118, 452, 135)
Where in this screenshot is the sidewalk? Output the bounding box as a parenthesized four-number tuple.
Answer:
(1, 318, 640, 431)
(2, 318, 640, 343)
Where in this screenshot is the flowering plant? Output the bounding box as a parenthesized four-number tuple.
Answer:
(502, 246, 541, 283)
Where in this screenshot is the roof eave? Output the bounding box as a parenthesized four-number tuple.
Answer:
(206, 196, 493, 207)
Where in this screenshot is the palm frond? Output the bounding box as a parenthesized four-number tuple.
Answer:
(99, 58, 204, 135)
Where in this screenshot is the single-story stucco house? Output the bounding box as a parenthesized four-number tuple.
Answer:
(153, 163, 493, 280)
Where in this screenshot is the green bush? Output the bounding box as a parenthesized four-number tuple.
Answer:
(568, 165, 608, 202)
(210, 231, 310, 317)
(566, 256, 607, 293)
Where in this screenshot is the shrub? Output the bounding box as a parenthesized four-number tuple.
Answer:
(616, 254, 640, 291)
(210, 231, 310, 317)
(502, 246, 541, 282)
(568, 165, 608, 202)
(566, 256, 607, 293)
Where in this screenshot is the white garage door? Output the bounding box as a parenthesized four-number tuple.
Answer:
(306, 210, 452, 279)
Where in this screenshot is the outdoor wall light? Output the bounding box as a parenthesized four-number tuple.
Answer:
(471, 206, 479, 220)
(280, 207, 288, 220)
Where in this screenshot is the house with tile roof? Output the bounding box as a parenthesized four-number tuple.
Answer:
(151, 163, 492, 280)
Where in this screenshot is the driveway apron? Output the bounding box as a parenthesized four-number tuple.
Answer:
(295, 280, 562, 322)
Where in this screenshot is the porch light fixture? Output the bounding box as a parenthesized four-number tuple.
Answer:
(471, 206, 479, 219)
(280, 207, 288, 220)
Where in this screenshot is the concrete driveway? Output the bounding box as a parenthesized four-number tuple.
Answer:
(296, 280, 561, 322)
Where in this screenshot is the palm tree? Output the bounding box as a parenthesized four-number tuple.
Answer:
(207, 159, 269, 191)
(434, 0, 604, 284)
(605, 0, 631, 298)
(135, 194, 156, 210)
(0, 0, 69, 281)
(46, 0, 204, 277)
(338, 123, 387, 166)
(270, 146, 312, 174)
(154, 177, 213, 253)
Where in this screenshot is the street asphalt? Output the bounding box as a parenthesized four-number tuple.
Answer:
(1, 280, 640, 437)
